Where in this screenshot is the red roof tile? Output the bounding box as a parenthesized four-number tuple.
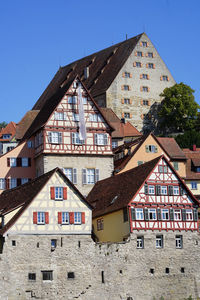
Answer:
(155, 137, 186, 160)
(0, 122, 16, 141)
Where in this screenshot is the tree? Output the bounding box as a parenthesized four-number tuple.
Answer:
(158, 83, 199, 134)
(175, 130, 200, 148)
(0, 122, 7, 130)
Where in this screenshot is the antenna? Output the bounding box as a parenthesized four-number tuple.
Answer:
(126, 34, 128, 40)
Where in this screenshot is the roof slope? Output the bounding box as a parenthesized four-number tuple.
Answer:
(32, 34, 143, 111)
(16, 110, 39, 140)
(0, 122, 16, 141)
(183, 149, 200, 180)
(101, 108, 141, 138)
(156, 137, 186, 160)
(87, 156, 161, 218)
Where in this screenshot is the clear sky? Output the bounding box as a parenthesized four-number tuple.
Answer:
(0, 0, 199, 123)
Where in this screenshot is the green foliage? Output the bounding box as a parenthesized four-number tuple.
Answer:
(159, 83, 199, 134)
(175, 130, 200, 148)
(0, 121, 7, 130)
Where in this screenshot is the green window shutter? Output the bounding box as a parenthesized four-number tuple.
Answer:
(144, 184, 148, 194)
(180, 187, 184, 196)
(144, 208, 149, 220)
(73, 168, 77, 184)
(170, 208, 174, 221)
(131, 208, 136, 221)
(193, 209, 198, 221)
(103, 134, 108, 145)
(145, 145, 149, 153)
(155, 146, 158, 153)
(157, 208, 162, 220)
(95, 169, 100, 183)
(182, 209, 186, 221)
(169, 185, 173, 196)
(156, 185, 161, 195)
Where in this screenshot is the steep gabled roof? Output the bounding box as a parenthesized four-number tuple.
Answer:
(32, 33, 143, 111)
(87, 156, 162, 218)
(0, 122, 16, 141)
(0, 167, 91, 235)
(87, 155, 200, 218)
(100, 108, 141, 138)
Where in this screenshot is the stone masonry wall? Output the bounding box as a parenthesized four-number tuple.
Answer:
(1, 231, 200, 300)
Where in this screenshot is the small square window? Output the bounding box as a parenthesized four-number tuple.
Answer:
(142, 74, 148, 79)
(148, 63, 154, 69)
(137, 51, 142, 57)
(176, 235, 183, 249)
(142, 41, 147, 47)
(28, 273, 36, 281)
(181, 267, 185, 273)
(124, 72, 131, 78)
(124, 98, 130, 104)
(67, 272, 75, 279)
(142, 86, 148, 92)
(124, 112, 130, 119)
(12, 240, 16, 246)
(156, 235, 163, 248)
(143, 100, 149, 105)
(165, 268, 170, 274)
(136, 62, 141, 68)
(150, 268, 154, 274)
(97, 218, 104, 231)
(191, 181, 197, 190)
(162, 75, 168, 81)
(148, 52, 153, 58)
(173, 162, 179, 171)
(123, 85, 130, 91)
(137, 236, 144, 249)
(42, 271, 53, 281)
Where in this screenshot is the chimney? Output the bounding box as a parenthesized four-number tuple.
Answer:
(121, 118, 126, 124)
(193, 144, 196, 151)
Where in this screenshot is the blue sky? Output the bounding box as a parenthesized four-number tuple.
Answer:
(0, 0, 199, 123)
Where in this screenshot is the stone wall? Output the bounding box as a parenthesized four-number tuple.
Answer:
(1, 230, 200, 299)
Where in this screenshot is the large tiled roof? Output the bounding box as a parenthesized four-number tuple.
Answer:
(15, 110, 39, 140)
(100, 108, 141, 138)
(32, 34, 143, 111)
(0, 122, 16, 141)
(156, 137, 186, 160)
(183, 149, 200, 180)
(87, 156, 162, 218)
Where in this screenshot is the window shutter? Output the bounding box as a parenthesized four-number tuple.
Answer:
(121, 85, 124, 90)
(193, 209, 198, 221)
(142, 52, 144, 57)
(33, 212, 37, 224)
(130, 74, 132, 78)
(17, 157, 21, 167)
(156, 185, 161, 195)
(63, 187, 67, 200)
(58, 132, 62, 144)
(135, 51, 137, 56)
(168, 186, 173, 196)
(48, 132, 52, 143)
(146, 63, 148, 68)
(73, 168, 77, 184)
(147, 42, 149, 47)
(144, 208, 149, 220)
(140, 86, 143, 92)
(121, 99, 124, 104)
(50, 187, 55, 200)
(148, 100, 150, 106)
(180, 187, 184, 196)
(94, 133, 98, 145)
(72, 133, 75, 144)
(69, 212, 74, 224)
(130, 113, 132, 118)
(160, 76, 163, 81)
(170, 208, 174, 221)
(147, 74, 150, 80)
(153, 64, 155, 69)
(6, 178, 10, 189)
(182, 209, 186, 221)
(82, 169, 87, 184)
(121, 113, 124, 118)
(154, 146, 158, 153)
(157, 208, 162, 220)
(95, 169, 100, 183)
(167, 76, 169, 81)
(45, 212, 49, 224)
(58, 212, 62, 224)
(82, 212, 85, 224)
(140, 74, 143, 79)
(103, 134, 108, 145)
(140, 42, 143, 46)
(145, 145, 149, 153)
(144, 184, 148, 194)
(7, 158, 10, 167)
(28, 158, 31, 167)
(133, 62, 136, 67)
(17, 178, 21, 186)
(130, 99, 132, 104)
(131, 208, 136, 221)
(141, 100, 143, 105)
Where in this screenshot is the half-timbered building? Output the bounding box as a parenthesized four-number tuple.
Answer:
(21, 76, 113, 196)
(87, 155, 199, 242)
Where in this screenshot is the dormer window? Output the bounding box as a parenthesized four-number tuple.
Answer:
(2, 134, 11, 139)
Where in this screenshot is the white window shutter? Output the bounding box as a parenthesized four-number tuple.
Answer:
(94, 134, 98, 145)
(82, 169, 87, 184)
(58, 132, 62, 144)
(73, 168, 77, 184)
(72, 133, 75, 144)
(103, 134, 108, 145)
(95, 169, 99, 183)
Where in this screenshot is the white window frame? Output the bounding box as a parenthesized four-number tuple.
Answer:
(123, 85, 129, 91)
(137, 236, 144, 249)
(148, 185, 155, 195)
(142, 41, 147, 47)
(176, 235, 183, 249)
(161, 185, 167, 195)
(174, 209, 181, 221)
(68, 96, 77, 104)
(22, 157, 28, 167)
(148, 208, 157, 220)
(161, 209, 169, 220)
(136, 208, 144, 220)
(95, 133, 108, 146)
(37, 212, 45, 224)
(72, 113, 79, 122)
(137, 51, 142, 57)
(63, 168, 77, 184)
(142, 86, 148, 92)
(55, 187, 63, 200)
(124, 112, 130, 119)
(87, 169, 95, 184)
(156, 235, 163, 248)
(124, 98, 130, 104)
(0, 178, 5, 190)
(10, 158, 17, 167)
(173, 186, 179, 195)
(82, 168, 99, 185)
(74, 212, 82, 224)
(162, 75, 168, 81)
(112, 141, 118, 149)
(72, 133, 84, 145)
(186, 209, 193, 221)
(62, 212, 69, 224)
(48, 132, 62, 144)
(54, 112, 66, 120)
(148, 52, 153, 58)
(10, 178, 17, 189)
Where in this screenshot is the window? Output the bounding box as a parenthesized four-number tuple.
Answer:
(10, 158, 17, 167)
(173, 186, 179, 195)
(124, 112, 130, 119)
(158, 165, 168, 173)
(82, 168, 99, 185)
(174, 209, 181, 221)
(51, 239, 57, 249)
(72, 113, 79, 122)
(138, 161, 143, 166)
(186, 209, 193, 221)
(148, 63, 154, 69)
(161, 209, 169, 220)
(136, 208, 144, 220)
(173, 162, 179, 171)
(123, 85, 130, 91)
(7, 146, 15, 152)
(142, 41, 147, 47)
(97, 218, 104, 231)
(2, 134, 11, 139)
(22, 157, 28, 167)
(124, 98, 130, 104)
(148, 52, 153, 58)
(33, 211, 49, 225)
(21, 178, 29, 185)
(112, 141, 118, 149)
(161, 185, 167, 195)
(68, 96, 77, 104)
(94, 133, 108, 145)
(165, 268, 170, 274)
(28, 273, 36, 281)
(124, 72, 131, 78)
(55, 187, 63, 200)
(149, 208, 156, 220)
(196, 167, 200, 172)
(48, 132, 62, 144)
(162, 75, 168, 81)
(0, 179, 5, 190)
(67, 272, 75, 279)
(63, 168, 77, 184)
(137, 51, 142, 57)
(191, 181, 197, 190)
(42, 271, 53, 281)
(86, 169, 94, 184)
(136, 62, 142, 67)
(145, 145, 157, 153)
(142, 74, 148, 79)
(143, 100, 149, 105)
(137, 236, 144, 249)
(156, 235, 163, 248)
(61, 212, 69, 224)
(27, 140, 34, 148)
(74, 212, 82, 224)
(148, 185, 155, 195)
(176, 235, 183, 249)
(72, 132, 85, 145)
(89, 113, 101, 122)
(12, 240, 16, 246)
(54, 112, 66, 120)
(37, 212, 45, 224)
(10, 178, 17, 189)
(142, 86, 148, 92)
